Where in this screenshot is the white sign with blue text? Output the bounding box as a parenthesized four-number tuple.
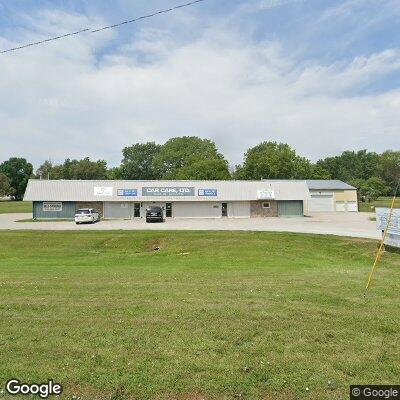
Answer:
(117, 189, 138, 197)
(198, 189, 218, 197)
(376, 207, 400, 248)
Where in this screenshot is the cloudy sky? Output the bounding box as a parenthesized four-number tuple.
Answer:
(0, 0, 399, 169)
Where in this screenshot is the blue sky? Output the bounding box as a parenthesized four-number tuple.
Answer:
(0, 0, 399, 168)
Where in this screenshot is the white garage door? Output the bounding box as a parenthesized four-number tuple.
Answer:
(347, 201, 358, 212)
(104, 202, 132, 219)
(335, 201, 346, 212)
(309, 195, 334, 212)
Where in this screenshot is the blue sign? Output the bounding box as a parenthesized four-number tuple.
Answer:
(117, 189, 138, 197)
(198, 189, 218, 197)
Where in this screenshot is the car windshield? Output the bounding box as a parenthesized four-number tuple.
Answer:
(147, 207, 161, 212)
(76, 209, 91, 215)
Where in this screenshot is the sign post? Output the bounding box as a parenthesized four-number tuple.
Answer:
(364, 183, 399, 296)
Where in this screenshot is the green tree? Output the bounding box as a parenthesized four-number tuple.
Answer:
(119, 142, 162, 180)
(309, 164, 331, 180)
(236, 141, 314, 180)
(154, 136, 230, 180)
(316, 150, 380, 181)
(0, 158, 33, 200)
(38, 158, 109, 180)
(349, 177, 389, 202)
(36, 160, 53, 179)
(378, 150, 400, 190)
(173, 159, 231, 180)
(0, 173, 15, 197)
(107, 167, 123, 180)
(69, 158, 108, 180)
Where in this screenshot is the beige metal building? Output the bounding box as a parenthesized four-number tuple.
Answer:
(306, 180, 358, 212)
(24, 179, 311, 220)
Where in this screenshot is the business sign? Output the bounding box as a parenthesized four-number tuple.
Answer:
(376, 207, 400, 248)
(94, 187, 113, 196)
(117, 189, 137, 197)
(142, 187, 195, 197)
(198, 189, 218, 197)
(43, 202, 62, 212)
(258, 189, 275, 200)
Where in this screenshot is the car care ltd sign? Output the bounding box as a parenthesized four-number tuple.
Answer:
(142, 187, 195, 196)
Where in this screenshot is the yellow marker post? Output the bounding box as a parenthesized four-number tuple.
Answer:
(364, 183, 399, 296)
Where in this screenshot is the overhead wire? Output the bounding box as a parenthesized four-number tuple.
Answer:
(0, 0, 207, 54)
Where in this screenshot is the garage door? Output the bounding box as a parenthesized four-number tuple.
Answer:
(347, 201, 358, 212)
(278, 201, 303, 217)
(104, 202, 133, 219)
(335, 201, 346, 212)
(308, 195, 334, 212)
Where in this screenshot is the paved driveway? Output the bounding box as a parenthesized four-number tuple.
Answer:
(0, 212, 380, 239)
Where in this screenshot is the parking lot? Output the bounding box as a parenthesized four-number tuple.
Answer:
(0, 212, 380, 239)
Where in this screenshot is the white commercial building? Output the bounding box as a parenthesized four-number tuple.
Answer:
(24, 179, 311, 220)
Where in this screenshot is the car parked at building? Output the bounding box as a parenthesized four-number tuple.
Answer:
(146, 206, 164, 223)
(75, 208, 100, 224)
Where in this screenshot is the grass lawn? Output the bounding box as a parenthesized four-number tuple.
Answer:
(0, 201, 32, 214)
(358, 197, 400, 212)
(0, 231, 399, 400)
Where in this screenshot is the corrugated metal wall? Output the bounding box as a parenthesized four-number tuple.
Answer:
(33, 201, 76, 219)
(278, 201, 303, 217)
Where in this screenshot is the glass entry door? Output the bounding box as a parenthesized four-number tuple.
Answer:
(222, 203, 228, 217)
(166, 203, 172, 218)
(134, 203, 141, 218)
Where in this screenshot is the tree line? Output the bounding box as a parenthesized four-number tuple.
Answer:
(0, 136, 399, 201)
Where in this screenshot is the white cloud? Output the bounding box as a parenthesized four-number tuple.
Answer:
(0, 5, 399, 170)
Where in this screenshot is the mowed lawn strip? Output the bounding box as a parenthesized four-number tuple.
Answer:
(0, 230, 399, 400)
(0, 201, 32, 214)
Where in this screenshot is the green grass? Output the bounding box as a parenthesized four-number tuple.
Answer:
(0, 200, 32, 214)
(359, 197, 400, 212)
(0, 231, 399, 400)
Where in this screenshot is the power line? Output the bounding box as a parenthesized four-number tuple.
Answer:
(0, 28, 90, 54)
(92, 0, 207, 33)
(0, 0, 207, 55)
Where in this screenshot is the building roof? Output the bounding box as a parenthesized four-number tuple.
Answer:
(306, 180, 356, 190)
(24, 179, 311, 202)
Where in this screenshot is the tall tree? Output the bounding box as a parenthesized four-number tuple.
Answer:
(235, 141, 316, 180)
(119, 142, 162, 180)
(36, 160, 53, 179)
(36, 158, 108, 180)
(69, 157, 108, 180)
(316, 150, 380, 181)
(173, 159, 231, 180)
(0, 173, 15, 197)
(350, 177, 390, 202)
(153, 136, 230, 180)
(378, 150, 400, 190)
(0, 158, 33, 200)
